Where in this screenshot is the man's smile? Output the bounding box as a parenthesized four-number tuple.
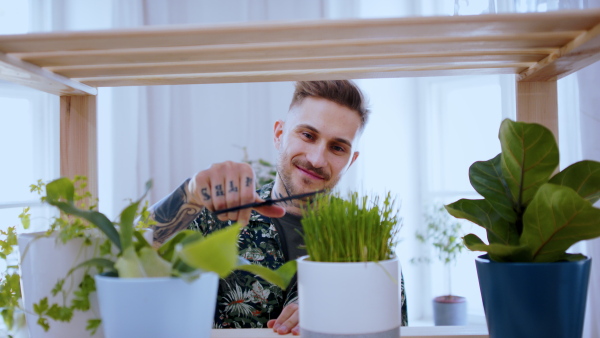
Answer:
(295, 164, 326, 180)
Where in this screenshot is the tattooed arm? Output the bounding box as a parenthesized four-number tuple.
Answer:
(150, 161, 286, 245)
(150, 178, 202, 245)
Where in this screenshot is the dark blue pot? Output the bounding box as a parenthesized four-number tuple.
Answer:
(475, 255, 591, 338)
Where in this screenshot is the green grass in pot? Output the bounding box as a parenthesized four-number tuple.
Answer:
(445, 118, 600, 262)
(302, 192, 401, 262)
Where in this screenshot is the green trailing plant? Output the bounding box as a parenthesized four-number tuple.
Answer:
(413, 204, 465, 296)
(446, 118, 600, 263)
(42, 177, 296, 332)
(302, 192, 401, 262)
(0, 226, 24, 334)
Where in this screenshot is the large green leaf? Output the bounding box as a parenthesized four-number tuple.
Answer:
(176, 224, 241, 278)
(114, 246, 172, 278)
(521, 183, 600, 262)
(118, 180, 152, 253)
(499, 119, 559, 208)
(235, 260, 297, 289)
(463, 234, 530, 262)
(445, 199, 518, 245)
(549, 160, 600, 204)
(469, 154, 516, 222)
(45, 179, 121, 250)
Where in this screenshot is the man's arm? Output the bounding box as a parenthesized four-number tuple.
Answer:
(150, 178, 203, 245)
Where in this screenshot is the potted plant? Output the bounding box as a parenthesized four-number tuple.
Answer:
(42, 177, 296, 338)
(7, 177, 112, 337)
(445, 118, 600, 338)
(414, 204, 466, 326)
(1, 225, 26, 337)
(297, 192, 403, 337)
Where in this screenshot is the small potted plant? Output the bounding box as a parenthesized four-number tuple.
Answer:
(15, 177, 296, 338)
(414, 204, 466, 326)
(446, 118, 600, 338)
(297, 192, 404, 337)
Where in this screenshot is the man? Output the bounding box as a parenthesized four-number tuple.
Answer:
(150, 80, 408, 335)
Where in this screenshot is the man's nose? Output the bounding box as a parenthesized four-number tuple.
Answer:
(306, 144, 327, 168)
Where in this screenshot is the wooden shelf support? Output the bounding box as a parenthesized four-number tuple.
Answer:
(60, 95, 98, 199)
(516, 80, 558, 140)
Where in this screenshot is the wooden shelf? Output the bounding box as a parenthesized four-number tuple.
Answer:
(1, 10, 600, 94)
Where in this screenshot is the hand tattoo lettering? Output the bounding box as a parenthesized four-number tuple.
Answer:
(201, 187, 211, 200)
(229, 181, 238, 193)
(246, 177, 253, 187)
(215, 184, 224, 196)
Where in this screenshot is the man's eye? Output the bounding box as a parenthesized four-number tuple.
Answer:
(332, 145, 345, 153)
(302, 132, 313, 140)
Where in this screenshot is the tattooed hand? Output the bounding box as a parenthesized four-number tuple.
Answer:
(188, 161, 285, 226)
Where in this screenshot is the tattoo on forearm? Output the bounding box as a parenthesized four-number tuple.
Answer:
(201, 187, 211, 200)
(150, 179, 202, 244)
(215, 184, 224, 196)
(246, 177, 253, 187)
(228, 181, 238, 192)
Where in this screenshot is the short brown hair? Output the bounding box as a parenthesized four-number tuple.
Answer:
(289, 80, 370, 131)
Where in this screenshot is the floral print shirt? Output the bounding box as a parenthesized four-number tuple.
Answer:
(189, 182, 408, 328)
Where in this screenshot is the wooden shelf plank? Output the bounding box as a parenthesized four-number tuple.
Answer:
(0, 52, 97, 96)
(0, 10, 597, 54)
(76, 63, 528, 88)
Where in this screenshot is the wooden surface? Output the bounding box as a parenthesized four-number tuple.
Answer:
(211, 327, 489, 338)
(60, 95, 98, 199)
(516, 81, 559, 139)
(1, 10, 600, 93)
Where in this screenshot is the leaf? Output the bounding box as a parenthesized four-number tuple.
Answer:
(86, 319, 102, 335)
(158, 230, 202, 262)
(463, 234, 530, 262)
(177, 224, 241, 278)
(521, 183, 600, 262)
(46, 304, 73, 322)
(550, 160, 600, 204)
(469, 154, 517, 222)
(137, 247, 172, 277)
(19, 207, 31, 229)
(51, 279, 65, 296)
(37, 317, 49, 332)
(114, 247, 145, 278)
(235, 260, 297, 289)
(118, 180, 152, 252)
(499, 119, 559, 208)
(34, 297, 49, 315)
(69, 258, 116, 276)
(445, 199, 518, 246)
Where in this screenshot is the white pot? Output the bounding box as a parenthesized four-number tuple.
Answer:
(18, 232, 105, 338)
(95, 272, 219, 338)
(297, 256, 402, 337)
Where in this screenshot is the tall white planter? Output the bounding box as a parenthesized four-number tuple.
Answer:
(18, 232, 105, 337)
(298, 256, 402, 337)
(95, 273, 219, 338)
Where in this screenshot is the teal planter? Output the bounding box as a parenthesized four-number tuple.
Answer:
(475, 255, 591, 338)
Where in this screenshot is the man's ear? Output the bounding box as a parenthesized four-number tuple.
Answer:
(348, 151, 359, 168)
(274, 120, 284, 150)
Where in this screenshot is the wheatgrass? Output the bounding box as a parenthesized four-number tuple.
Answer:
(302, 192, 401, 262)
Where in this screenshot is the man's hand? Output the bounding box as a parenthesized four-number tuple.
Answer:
(188, 161, 285, 225)
(267, 303, 299, 335)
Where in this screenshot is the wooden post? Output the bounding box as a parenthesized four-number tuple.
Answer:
(60, 95, 98, 199)
(516, 81, 558, 140)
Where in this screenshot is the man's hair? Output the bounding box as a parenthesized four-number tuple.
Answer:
(289, 80, 370, 131)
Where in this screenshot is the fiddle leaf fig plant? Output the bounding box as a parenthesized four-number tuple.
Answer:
(446, 119, 600, 263)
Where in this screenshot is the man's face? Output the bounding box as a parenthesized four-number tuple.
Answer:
(274, 97, 362, 196)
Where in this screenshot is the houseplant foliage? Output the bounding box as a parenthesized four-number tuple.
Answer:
(298, 191, 404, 337)
(446, 118, 600, 262)
(302, 192, 401, 262)
(415, 204, 467, 325)
(41, 178, 296, 334)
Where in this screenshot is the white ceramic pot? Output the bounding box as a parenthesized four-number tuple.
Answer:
(297, 256, 402, 337)
(95, 272, 219, 338)
(18, 232, 105, 338)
